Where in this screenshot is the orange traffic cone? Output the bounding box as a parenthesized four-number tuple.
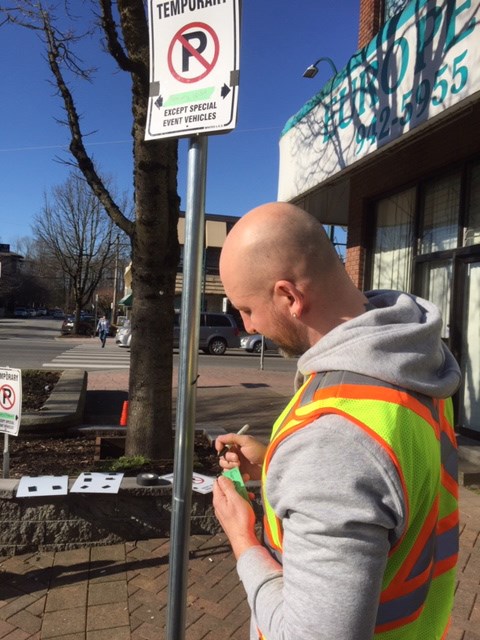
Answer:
(120, 400, 129, 427)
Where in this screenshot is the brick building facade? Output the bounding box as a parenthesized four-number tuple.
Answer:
(278, 0, 480, 439)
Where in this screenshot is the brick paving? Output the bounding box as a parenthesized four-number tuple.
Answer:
(0, 362, 479, 638)
(450, 486, 480, 640)
(0, 533, 250, 639)
(1, 494, 479, 639)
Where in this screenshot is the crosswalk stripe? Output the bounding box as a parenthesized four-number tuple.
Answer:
(42, 343, 130, 370)
(45, 363, 129, 369)
(47, 355, 129, 360)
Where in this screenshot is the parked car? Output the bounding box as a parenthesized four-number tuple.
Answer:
(241, 334, 278, 353)
(53, 309, 65, 319)
(174, 312, 240, 355)
(36, 307, 47, 316)
(116, 313, 240, 354)
(61, 315, 95, 336)
(115, 320, 131, 348)
(14, 307, 28, 318)
(26, 308, 36, 317)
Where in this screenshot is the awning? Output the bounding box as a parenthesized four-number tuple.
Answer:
(119, 293, 132, 306)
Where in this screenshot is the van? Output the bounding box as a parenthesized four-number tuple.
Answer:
(174, 312, 240, 355)
(115, 320, 132, 348)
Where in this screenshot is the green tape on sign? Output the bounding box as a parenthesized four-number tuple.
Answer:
(164, 87, 215, 106)
(0, 412, 14, 420)
(223, 466, 250, 502)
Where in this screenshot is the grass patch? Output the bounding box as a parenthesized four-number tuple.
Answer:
(107, 455, 152, 472)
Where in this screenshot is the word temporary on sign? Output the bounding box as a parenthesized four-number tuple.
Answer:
(155, 0, 229, 20)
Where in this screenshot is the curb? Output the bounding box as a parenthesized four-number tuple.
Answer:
(20, 369, 88, 436)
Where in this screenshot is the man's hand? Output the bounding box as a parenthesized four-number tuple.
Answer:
(215, 434, 267, 481)
(213, 475, 261, 559)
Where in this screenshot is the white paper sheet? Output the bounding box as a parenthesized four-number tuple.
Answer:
(16, 475, 69, 497)
(70, 472, 124, 494)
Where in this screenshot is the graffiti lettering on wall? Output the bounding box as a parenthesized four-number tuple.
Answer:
(278, 0, 479, 200)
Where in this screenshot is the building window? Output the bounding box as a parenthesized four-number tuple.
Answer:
(371, 187, 415, 291)
(416, 259, 452, 339)
(384, 0, 409, 22)
(465, 163, 480, 246)
(419, 173, 461, 254)
(205, 247, 221, 275)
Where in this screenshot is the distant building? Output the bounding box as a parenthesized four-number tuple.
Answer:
(0, 244, 24, 317)
(175, 212, 239, 311)
(119, 212, 240, 315)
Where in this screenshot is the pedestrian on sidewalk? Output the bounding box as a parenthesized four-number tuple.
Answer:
(213, 202, 461, 640)
(96, 315, 110, 348)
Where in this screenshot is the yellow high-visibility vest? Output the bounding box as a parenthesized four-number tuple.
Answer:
(258, 371, 458, 639)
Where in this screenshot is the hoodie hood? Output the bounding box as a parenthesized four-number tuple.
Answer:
(298, 290, 461, 399)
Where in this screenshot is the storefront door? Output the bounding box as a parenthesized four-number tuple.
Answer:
(416, 255, 480, 438)
(457, 258, 480, 437)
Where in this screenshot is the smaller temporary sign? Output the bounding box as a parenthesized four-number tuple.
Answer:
(160, 472, 214, 494)
(146, 0, 240, 139)
(0, 367, 22, 436)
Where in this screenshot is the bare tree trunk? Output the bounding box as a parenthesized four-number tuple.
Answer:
(118, 0, 180, 458)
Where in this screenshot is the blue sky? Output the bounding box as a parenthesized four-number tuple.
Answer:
(0, 1, 360, 249)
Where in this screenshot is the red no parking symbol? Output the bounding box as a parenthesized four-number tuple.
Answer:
(168, 21, 219, 84)
(0, 384, 15, 410)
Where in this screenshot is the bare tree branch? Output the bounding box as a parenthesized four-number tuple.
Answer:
(40, 8, 135, 236)
(0, 1, 135, 237)
(33, 171, 116, 325)
(97, 0, 143, 77)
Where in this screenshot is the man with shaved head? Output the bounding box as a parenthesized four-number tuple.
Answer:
(213, 202, 461, 640)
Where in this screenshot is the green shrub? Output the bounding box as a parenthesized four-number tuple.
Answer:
(107, 455, 151, 471)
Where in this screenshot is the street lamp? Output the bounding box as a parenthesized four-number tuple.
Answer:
(303, 56, 338, 79)
(302, 57, 340, 256)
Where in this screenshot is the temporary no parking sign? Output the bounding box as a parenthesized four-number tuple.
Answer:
(168, 22, 220, 83)
(146, 0, 240, 139)
(0, 367, 22, 436)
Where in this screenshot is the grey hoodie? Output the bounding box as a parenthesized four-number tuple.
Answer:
(236, 291, 461, 640)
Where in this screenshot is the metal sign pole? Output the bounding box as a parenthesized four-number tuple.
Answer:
(93, 294, 98, 339)
(2, 433, 9, 479)
(166, 134, 208, 640)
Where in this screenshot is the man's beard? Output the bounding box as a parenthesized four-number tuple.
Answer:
(270, 309, 310, 359)
(278, 345, 302, 359)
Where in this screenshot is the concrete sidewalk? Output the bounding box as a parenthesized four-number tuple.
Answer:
(1, 362, 480, 639)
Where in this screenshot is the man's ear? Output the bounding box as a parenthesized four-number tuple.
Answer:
(273, 280, 304, 317)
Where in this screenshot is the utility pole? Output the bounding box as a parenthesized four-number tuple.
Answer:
(112, 236, 119, 324)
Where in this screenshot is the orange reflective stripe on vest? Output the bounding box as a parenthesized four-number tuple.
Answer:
(259, 371, 458, 640)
